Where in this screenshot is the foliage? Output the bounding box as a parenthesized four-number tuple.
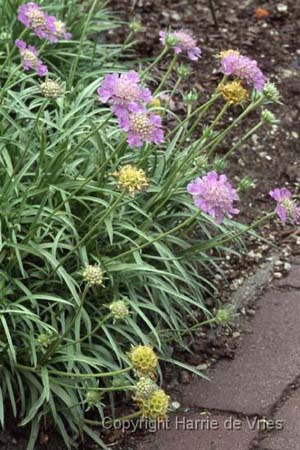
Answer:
(0, 0, 279, 448)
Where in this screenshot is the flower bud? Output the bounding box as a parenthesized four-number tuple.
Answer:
(238, 176, 255, 191)
(128, 345, 158, 376)
(213, 157, 228, 172)
(37, 333, 51, 347)
(261, 109, 279, 124)
(82, 264, 104, 286)
(136, 377, 158, 399)
(215, 306, 237, 326)
(262, 82, 280, 103)
(85, 390, 102, 407)
(109, 300, 129, 320)
(183, 89, 199, 105)
(137, 389, 170, 420)
(40, 80, 64, 99)
(176, 64, 191, 78)
(129, 20, 143, 33)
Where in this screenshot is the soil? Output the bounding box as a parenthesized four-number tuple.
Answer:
(3, 0, 300, 448)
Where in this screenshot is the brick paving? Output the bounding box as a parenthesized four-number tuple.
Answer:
(134, 265, 300, 450)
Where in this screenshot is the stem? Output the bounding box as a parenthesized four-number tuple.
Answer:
(154, 54, 177, 94)
(140, 47, 169, 78)
(68, 0, 99, 87)
(109, 210, 200, 262)
(15, 363, 132, 378)
(222, 121, 264, 161)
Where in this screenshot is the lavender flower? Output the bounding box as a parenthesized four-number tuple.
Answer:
(220, 51, 266, 91)
(18, 3, 71, 42)
(97, 71, 152, 120)
(16, 39, 48, 76)
(18, 3, 55, 40)
(159, 29, 201, 61)
(120, 112, 164, 147)
(269, 188, 300, 224)
(187, 171, 239, 224)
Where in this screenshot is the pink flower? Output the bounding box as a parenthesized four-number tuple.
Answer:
(220, 51, 266, 91)
(17, 3, 71, 42)
(16, 39, 48, 77)
(120, 112, 164, 147)
(269, 188, 300, 224)
(159, 29, 201, 61)
(97, 71, 152, 120)
(187, 171, 239, 224)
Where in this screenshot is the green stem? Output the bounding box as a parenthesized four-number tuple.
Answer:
(140, 46, 169, 78)
(68, 0, 99, 87)
(109, 210, 200, 262)
(222, 121, 264, 160)
(154, 54, 177, 94)
(15, 363, 132, 378)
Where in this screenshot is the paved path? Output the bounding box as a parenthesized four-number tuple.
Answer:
(135, 261, 300, 450)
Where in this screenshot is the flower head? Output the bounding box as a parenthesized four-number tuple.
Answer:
(18, 3, 71, 42)
(18, 2, 55, 39)
(220, 51, 266, 91)
(218, 81, 249, 104)
(109, 300, 129, 320)
(160, 29, 201, 61)
(120, 112, 164, 147)
(263, 82, 280, 103)
(40, 79, 64, 98)
(52, 19, 72, 41)
(261, 109, 279, 124)
(187, 171, 239, 224)
(82, 264, 104, 286)
(269, 188, 300, 224)
(97, 71, 152, 120)
(16, 39, 48, 76)
(135, 377, 158, 399)
(85, 390, 102, 408)
(137, 389, 170, 420)
(128, 345, 158, 376)
(113, 165, 148, 196)
(215, 305, 238, 326)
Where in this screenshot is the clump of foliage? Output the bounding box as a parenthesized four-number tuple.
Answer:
(0, 0, 293, 448)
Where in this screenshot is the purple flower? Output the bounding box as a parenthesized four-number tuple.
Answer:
(187, 171, 239, 224)
(220, 51, 266, 91)
(159, 30, 201, 61)
(120, 112, 164, 147)
(17, 3, 71, 42)
(16, 39, 48, 76)
(269, 188, 300, 224)
(18, 3, 56, 40)
(97, 71, 152, 120)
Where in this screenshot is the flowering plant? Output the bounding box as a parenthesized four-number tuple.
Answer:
(0, 2, 296, 449)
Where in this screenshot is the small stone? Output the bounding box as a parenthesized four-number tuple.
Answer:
(274, 272, 283, 279)
(284, 262, 292, 272)
(247, 309, 256, 316)
(276, 3, 288, 14)
(171, 401, 181, 410)
(232, 332, 241, 339)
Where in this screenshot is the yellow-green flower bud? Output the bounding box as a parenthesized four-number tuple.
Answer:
(82, 264, 104, 286)
(128, 345, 158, 376)
(40, 80, 64, 99)
(136, 377, 158, 399)
(137, 389, 170, 420)
(109, 300, 129, 320)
